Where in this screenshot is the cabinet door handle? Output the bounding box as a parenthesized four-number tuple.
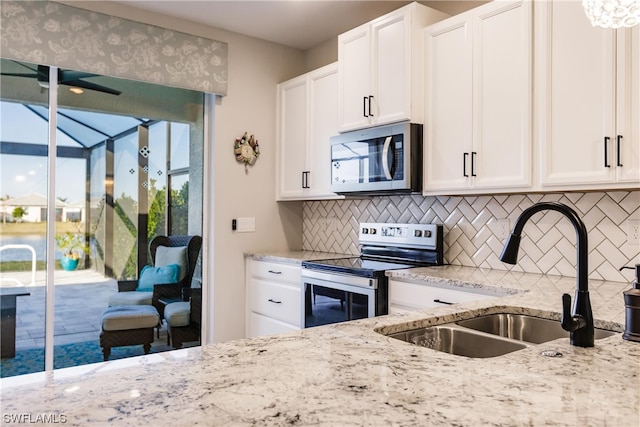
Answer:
(267, 270, 282, 275)
(604, 136, 611, 167)
(368, 96, 374, 117)
(268, 298, 282, 304)
(471, 151, 477, 177)
(463, 152, 469, 177)
(617, 135, 623, 167)
(301, 171, 310, 189)
(433, 299, 454, 305)
(363, 96, 368, 118)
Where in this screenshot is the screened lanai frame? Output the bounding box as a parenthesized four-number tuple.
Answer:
(5, 102, 146, 271)
(1, 101, 187, 276)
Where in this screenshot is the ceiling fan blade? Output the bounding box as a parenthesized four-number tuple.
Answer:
(63, 79, 122, 96)
(1, 62, 41, 79)
(0, 72, 39, 78)
(59, 70, 100, 81)
(11, 60, 39, 73)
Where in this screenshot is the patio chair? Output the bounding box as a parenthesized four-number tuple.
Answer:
(108, 235, 202, 319)
(164, 287, 201, 349)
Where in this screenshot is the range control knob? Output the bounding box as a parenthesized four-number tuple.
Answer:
(362, 228, 369, 234)
(424, 230, 432, 238)
(414, 230, 422, 237)
(369, 228, 377, 234)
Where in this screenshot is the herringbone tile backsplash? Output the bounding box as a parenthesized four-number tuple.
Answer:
(303, 191, 640, 283)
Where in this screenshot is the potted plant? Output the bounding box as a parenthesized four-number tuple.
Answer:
(55, 232, 90, 271)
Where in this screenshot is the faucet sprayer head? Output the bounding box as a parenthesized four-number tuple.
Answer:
(499, 233, 521, 265)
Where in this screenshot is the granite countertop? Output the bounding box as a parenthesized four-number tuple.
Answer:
(1, 262, 639, 426)
(245, 249, 353, 264)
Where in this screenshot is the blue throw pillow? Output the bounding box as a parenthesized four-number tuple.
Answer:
(137, 264, 180, 292)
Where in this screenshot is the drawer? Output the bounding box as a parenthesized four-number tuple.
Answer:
(389, 279, 504, 311)
(250, 260, 301, 284)
(247, 312, 299, 338)
(249, 278, 301, 326)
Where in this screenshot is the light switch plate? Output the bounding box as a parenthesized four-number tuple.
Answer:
(236, 217, 255, 233)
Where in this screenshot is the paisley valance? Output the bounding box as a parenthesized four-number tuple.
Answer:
(0, 1, 228, 95)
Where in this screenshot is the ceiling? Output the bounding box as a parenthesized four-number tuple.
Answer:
(112, 1, 485, 50)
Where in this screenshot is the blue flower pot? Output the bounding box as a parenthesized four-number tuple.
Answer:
(61, 256, 79, 271)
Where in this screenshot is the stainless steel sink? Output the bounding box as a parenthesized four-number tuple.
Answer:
(384, 312, 617, 358)
(455, 313, 616, 344)
(388, 325, 527, 358)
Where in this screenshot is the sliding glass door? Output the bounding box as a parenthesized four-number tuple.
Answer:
(0, 59, 204, 377)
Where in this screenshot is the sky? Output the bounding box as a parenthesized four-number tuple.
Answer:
(0, 102, 86, 202)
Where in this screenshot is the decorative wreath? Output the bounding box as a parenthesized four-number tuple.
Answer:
(234, 132, 260, 172)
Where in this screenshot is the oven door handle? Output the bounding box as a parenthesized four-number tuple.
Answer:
(382, 136, 393, 180)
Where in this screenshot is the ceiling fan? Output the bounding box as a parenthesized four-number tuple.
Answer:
(1, 62, 121, 96)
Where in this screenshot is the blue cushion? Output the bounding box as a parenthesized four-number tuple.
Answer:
(137, 264, 180, 292)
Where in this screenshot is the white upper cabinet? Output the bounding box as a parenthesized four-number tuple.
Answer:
(536, 0, 640, 189)
(617, 28, 640, 184)
(424, 1, 532, 195)
(338, 3, 448, 132)
(423, 15, 472, 192)
(276, 63, 343, 200)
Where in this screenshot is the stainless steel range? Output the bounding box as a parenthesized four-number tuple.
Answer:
(301, 223, 444, 328)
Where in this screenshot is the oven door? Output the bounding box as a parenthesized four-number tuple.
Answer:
(301, 269, 385, 328)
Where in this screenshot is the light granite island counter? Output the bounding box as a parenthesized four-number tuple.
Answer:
(1, 264, 639, 426)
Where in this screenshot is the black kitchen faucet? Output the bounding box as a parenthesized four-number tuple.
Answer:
(499, 202, 594, 347)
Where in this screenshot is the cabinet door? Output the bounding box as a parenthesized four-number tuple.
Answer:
(249, 278, 300, 326)
(338, 25, 372, 132)
(277, 76, 308, 198)
(250, 259, 301, 285)
(307, 64, 341, 198)
(389, 279, 504, 311)
(537, 0, 616, 186)
(248, 312, 299, 338)
(616, 27, 640, 184)
(472, 1, 532, 190)
(371, 9, 411, 126)
(424, 15, 473, 192)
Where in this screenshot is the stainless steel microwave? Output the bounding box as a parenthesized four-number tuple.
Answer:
(330, 122, 422, 195)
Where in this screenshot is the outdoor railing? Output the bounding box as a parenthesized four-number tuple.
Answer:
(0, 244, 36, 287)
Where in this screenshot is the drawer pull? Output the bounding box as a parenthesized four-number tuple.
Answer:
(268, 298, 282, 304)
(433, 299, 454, 305)
(267, 270, 282, 275)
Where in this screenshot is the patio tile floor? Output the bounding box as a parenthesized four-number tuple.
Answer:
(2, 270, 124, 349)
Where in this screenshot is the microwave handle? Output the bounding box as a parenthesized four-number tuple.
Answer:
(382, 136, 393, 180)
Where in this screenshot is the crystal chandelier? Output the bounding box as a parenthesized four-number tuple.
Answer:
(582, 0, 640, 28)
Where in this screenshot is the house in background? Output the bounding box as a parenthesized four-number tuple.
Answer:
(0, 192, 82, 223)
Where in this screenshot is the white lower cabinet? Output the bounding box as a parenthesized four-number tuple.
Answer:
(389, 278, 506, 313)
(246, 259, 301, 338)
(248, 312, 299, 337)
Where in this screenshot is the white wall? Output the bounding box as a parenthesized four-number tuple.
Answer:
(66, 1, 308, 342)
